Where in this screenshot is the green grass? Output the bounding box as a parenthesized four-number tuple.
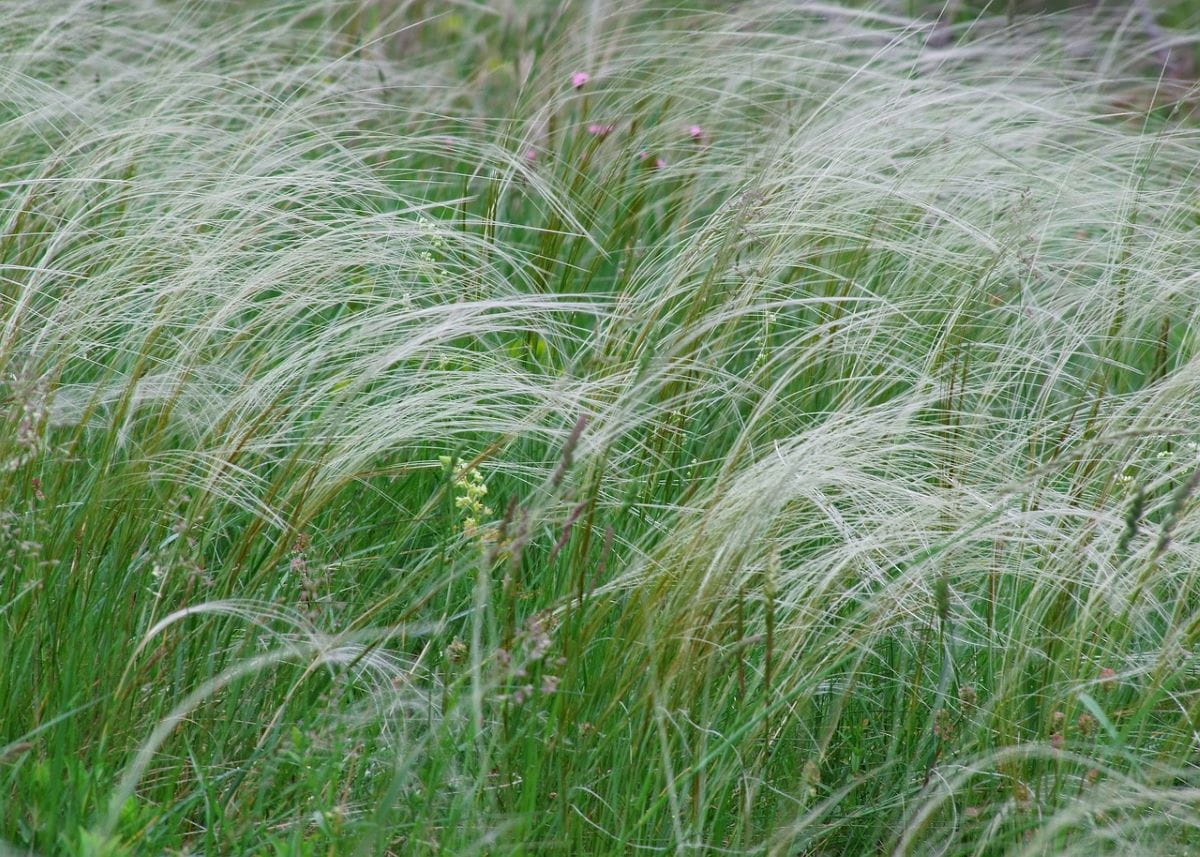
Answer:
(3, 1, 1200, 854)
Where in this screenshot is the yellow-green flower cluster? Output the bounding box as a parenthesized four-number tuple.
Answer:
(440, 456, 492, 538)
(418, 215, 449, 291)
(751, 310, 776, 374)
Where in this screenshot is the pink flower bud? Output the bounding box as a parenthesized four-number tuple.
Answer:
(570, 71, 590, 89)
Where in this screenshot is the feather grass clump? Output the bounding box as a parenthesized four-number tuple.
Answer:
(2, 1, 1200, 854)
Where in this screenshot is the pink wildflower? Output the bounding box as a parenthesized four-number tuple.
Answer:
(587, 122, 614, 137)
(1099, 667, 1116, 691)
(636, 151, 666, 170)
(570, 71, 590, 89)
(687, 124, 704, 140)
(524, 148, 537, 162)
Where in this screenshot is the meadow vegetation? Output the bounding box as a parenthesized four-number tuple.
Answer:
(3, 1, 1200, 854)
